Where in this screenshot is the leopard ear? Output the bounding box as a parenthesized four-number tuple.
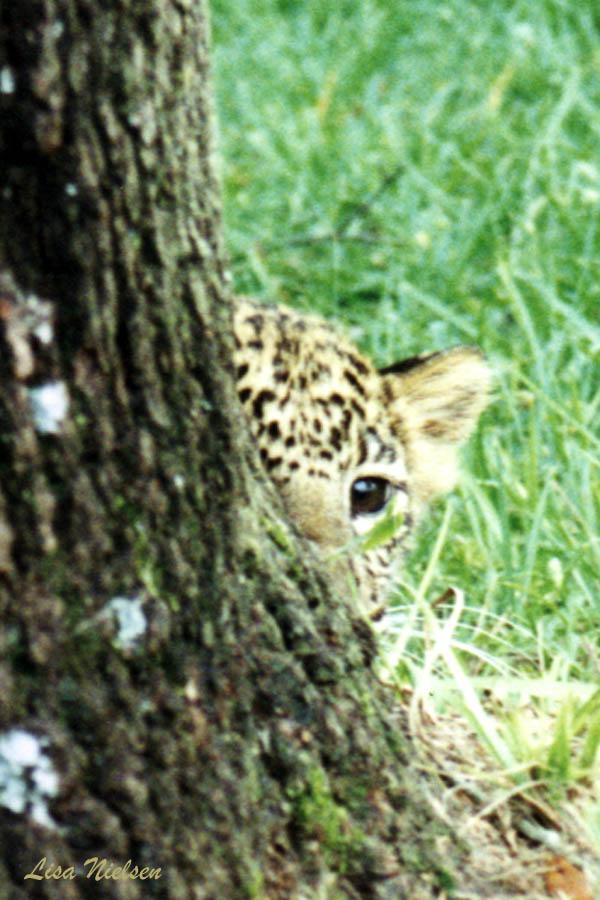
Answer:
(380, 347, 491, 501)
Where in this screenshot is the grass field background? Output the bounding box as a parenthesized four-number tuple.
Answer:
(212, 0, 600, 821)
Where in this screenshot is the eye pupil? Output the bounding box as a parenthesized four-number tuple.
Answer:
(351, 478, 391, 516)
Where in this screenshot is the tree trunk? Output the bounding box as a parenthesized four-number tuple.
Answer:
(0, 3, 552, 899)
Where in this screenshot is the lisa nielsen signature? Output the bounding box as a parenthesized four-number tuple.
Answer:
(24, 857, 162, 881)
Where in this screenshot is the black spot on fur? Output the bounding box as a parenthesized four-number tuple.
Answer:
(379, 352, 439, 376)
(278, 390, 291, 409)
(347, 353, 370, 376)
(341, 409, 352, 434)
(244, 313, 265, 333)
(357, 434, 367, 465)
(253, 389, 276, 418)
(344, 370, 367, 396)
(350, 400, 365, 419)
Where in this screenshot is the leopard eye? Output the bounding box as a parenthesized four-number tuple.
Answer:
(350, 477, 392, 516)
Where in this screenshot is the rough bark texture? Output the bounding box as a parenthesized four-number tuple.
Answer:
(0, 2, 475, 897)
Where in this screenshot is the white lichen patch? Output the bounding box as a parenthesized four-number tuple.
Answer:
(28, 382, 69, 434)
(0, 729, 59, 829)
(0, 67, 15, 94)
(50, 19, 65, 39)
(33, 321, 54, 344)
(105, 595, 147, 650)
(22, 294, 54, 346)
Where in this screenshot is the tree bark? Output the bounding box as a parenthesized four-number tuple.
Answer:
(0, 3, 530, 898)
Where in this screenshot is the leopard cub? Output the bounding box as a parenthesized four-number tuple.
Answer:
(234, 298, 490, 618)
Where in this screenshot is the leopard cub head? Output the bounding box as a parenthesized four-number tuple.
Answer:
(234, 299, 490, 619)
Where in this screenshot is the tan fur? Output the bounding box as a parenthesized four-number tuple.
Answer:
(383, 348, 491, 504)
(234, 298, 490, 617)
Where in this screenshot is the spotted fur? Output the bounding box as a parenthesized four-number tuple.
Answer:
(234, 298, 490, 618)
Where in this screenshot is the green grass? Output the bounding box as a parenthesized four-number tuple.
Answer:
(212, 0, 600, 816)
